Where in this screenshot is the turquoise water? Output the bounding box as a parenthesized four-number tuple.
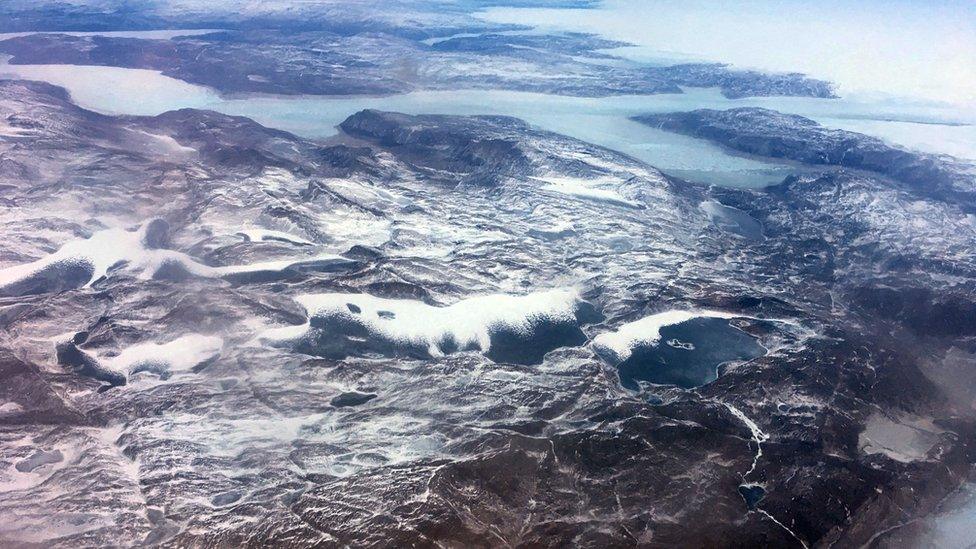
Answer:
(2, 58, 973, 188)
(216, 87, 814, 187)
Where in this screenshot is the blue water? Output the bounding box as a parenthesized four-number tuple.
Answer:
(616, 317, 765, 389)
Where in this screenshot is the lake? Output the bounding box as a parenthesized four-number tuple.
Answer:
(616, 316, 766, 390)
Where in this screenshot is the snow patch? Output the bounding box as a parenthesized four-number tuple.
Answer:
(131, 129, 197, 157)
(0, 224, 154, 290)
(237, 229, 313, 246)
(0, 220, 353, 295)
(593, 310, 738, 361)
(0, 402, 24, 417)
(60, 333, 223, 386)
(261, 288, 582, 358)
(529, 175, 640, 208)
(104, 334, 224, 378)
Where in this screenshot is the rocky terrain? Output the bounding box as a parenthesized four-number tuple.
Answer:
(0, 0, 522, 37)
(0, 73, 974, 547)
(0, 1, 973, 547)
(0, 17, 834, 98)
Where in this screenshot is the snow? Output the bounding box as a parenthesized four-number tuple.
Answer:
(103, 334, 224, 377)
(0, 402, 24, 416)
(529, 175, 640, 207)
(725, 403, 769, 479)
(261, 288, 581, 356)
(0, 117, 34, 137)
(0, 220, 351, 293)
(558, 150, 656, 179)
(237, 229, 313, 246)
(592, 310, 738, 360)
(0, 225, 148, 288)
(196, 256, 351, 276)
(131, 129, 198, 157)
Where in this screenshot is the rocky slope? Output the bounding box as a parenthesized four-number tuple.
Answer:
(1, 79, 974, 547)
(633, 107, 975, 209)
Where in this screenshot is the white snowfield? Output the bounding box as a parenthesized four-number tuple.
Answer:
(592, 310, 739, 361)
(0, 225, 151, 289)
(104, 334, 224, 377)
(529, 175, 641, 208)
(59, 333, 223, 383)
(0, 221, 350, 293)
(236, 229, 313, 246)
(261, 288, 582, 356)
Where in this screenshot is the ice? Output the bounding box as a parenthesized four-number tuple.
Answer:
(0, 220, 353, 295)
(236, 229, 313, 246)
(529, 175, 640, 208)
(700, 200, 765, 240)
(261, 288, 581, 357)
(592, 310, 737, 360)
(858, 412, 943, 463)
(14, 449, 64, 473)
(104, 334, 224, 378)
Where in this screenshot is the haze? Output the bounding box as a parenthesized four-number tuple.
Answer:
(480, 0, 976, 108)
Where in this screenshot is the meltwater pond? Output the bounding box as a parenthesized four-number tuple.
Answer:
(616, 317, 765, 390)
(3, 58, 974, 188)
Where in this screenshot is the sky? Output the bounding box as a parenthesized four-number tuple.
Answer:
(479, 0, 976, 107)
